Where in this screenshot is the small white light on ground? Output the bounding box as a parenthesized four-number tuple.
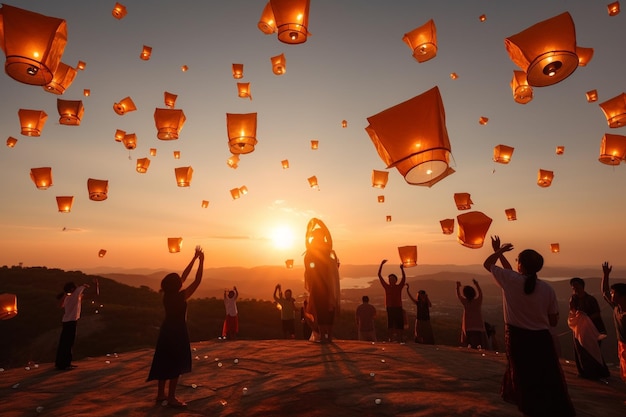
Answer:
(375, 398, 382, 405)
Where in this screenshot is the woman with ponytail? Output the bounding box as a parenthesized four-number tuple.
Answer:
(483, 236, 575, 417)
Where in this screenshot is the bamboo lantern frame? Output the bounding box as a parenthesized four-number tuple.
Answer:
(43, 62, 77, 95)
(398, 245, 418, 268)
(493, 144, 514, 164)
(537, 169, 554, 187)
(258, 1, 277, 34)
(112, 3, 127, 19)
(113, 96, 136, 115)
(271, 53, 286, 75)
(122, 133, 137, 150)
(599, 93, 626, 128)
(174, 166, 193, 187)
(140, 45, 152, 60)
(454, 192, 473, 210)
(226, 113, 258, 154)
(18, 109, 47, 136)
(440, 218, 454, 235)
(154, 108, 186, 140)
(599, 133, 626, 165)
(56, 196, 74, 212)
(402, 19, 437, 63)
(232, 63, 244, 79)
(372, 170, 389, 188)
(168, 237, 182, 253)
(164, 91, 177, 108)
(87, 178, 108, 201)
(57, 99, 84, 126)
(511, 70, 533, 104)
(0, 293, 18, 320)
(136, 157, 150, 173)
(30, 167, 53, 189)
(6, 137, 17, 148)
(271, 0, 311, 44)
(457, 211, 492, 249)
(505, 208, 517, 221)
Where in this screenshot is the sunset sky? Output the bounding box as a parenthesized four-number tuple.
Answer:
(1, 0, 625, 273)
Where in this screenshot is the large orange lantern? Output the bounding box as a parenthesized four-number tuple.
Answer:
(440, 218, 454, 235)
(398, 245, 417, 268)
(510, 70, 533, 104)
(226, 113, 257, 154)
(537, 169, 554, 187)
(122, 133, 137, 150)
(112, 3, 127, 19)
(270, 0, 310, 44)
(608, 2, 621, 16)
(232, 63, 244, 79)
(372, 170, 389, 188)
(493, 144, 514, 164)
(174, 166, 193, 187)
(140, 45, 152, 60)
(258, 1, 277, 34)
(168, 237, 182, 253)
(457, 211, 492, 249)
(56, 196, 74, 212)
(0, 293, 17, 320)
(237, 82, 252, 100)
(6, 136, 17, 147)
(599, 93, 626, 128)
(30, 167, 52, 189)
(402, 19, 437, 63)
(0, 4, 67, 85)
(599, 133, 626, 165)
(57, 99, 84, 126)
(18, 109, 47, 136)
(43, 62, 77, 94)
(154, 108, 186, 140)
(505, 12, 592, 87)
(366, 86, 454, 187)
(505, 208, 517, 221)
(586, 90, 598, 103)
(550, 243, 560, 253)
(136, 157, 150, 173)
(285, 259, 294, 269)
(87, 178, 108, 201)
(454, 193, 473, 210)
(227, 154, 240, 169)
(271, 53, 286, 75)
(113, 96, 136, 115)
(164, 91, 177, 108)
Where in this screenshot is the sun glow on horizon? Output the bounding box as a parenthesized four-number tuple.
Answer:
(270, 225, 296, 250)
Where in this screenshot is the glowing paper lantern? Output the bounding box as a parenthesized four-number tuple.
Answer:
(285, 259, 294, 269)
(537, 169, 554, 187)
(237, 82, 252, 99)
(114, 129, 125, 142)
(586, 90, 598, 103)
(230, 188, 241, 200)
(505, 12, 592, 87)
(608, 2, 621, 16)
(168, 237, 182, 253)
(377, 195, 385, 203)
(83, 89, 90, 97)
(227, 154, 240, 169)
(201, 200, 209, 208)
(505, 208, 517, 221)
(402, 19, 437, 63)
(493, 144, 514, 164)
(6, 137, 17, 148)
(98, 249, 107, 257)
(0, 4, 67, 85)
(310, 140, 319, 150)
(76, 60, 86, 70)
(271, 53, 286, 75)
(232, 63, 244, 79)
(577, 47, 593, 67)
(30, 167, 52, 189)
(440, 218, 454, 235)
(281, 159, 289, 169)
(479, 14, 487, 22)
(18, 109, 47, 136)
(240, 186, 248, 195)
(56, 196, 74, 212)
(308, 176, 319, 189)
(136, 157, 150, 173)
(479, 116, 489, 125)
(511, 70, 533, 104)
(173, 151, 181, 159)
(550, 243, 560, 253)
(87, 178, 108, 201)
(556, 146, 565, 155)
(164, 91, 177, 108)
(140, 45, 152, 60)
(122, 133, 137, 150)
(150, 148, 157, 156)
(386, 215, 392, 222)
(258, 1, 277, 34)
(181, 65, 188, 72)
(174, 166, 193, 187)
(270, 0, 311, 44)
(57, 99, 84, 126)
(599, 133, 626, 165)
(342, 120, 347, 128)
(113, 96, 136, 115)
(227, 113, 258, 154)
(454, 193, 473, 210)
(398, 246, 417, 268)
(599, 93, 626, 128)
(154, 108, 186, 140)
(0, 293, 17, 320)
(457, 211, 492, 249)
(365, 86, 454, 187)
(43, 62, 77, 94)
(450, 72, 458, 80)
(372, 170, 389, 188)
(112, 3, 127, 19)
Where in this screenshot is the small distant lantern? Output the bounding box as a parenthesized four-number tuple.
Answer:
(201, 200, 209, 208)
(398, 245, 418, 268)
(310, 140, 319, 150)
(537, 169, 554, 187)
(271, 53, 286, 75)
(511, 71, 533, 104)
(377, 195, 385, 203)
(0, 4, 67, 85)
(18, 109, 47, 136)
(271, 0, 311, 44)
(285, 259, 294, 269)
(30, 167, 52, 190)
(454, 193, 473, 210)
(174, 166, 193, 187)
(173, 150, 181, 159)
(227, 113, 258, 154)
(450, 72, 458, 80)
(577, 47, 594, 67)
(556, 146, 565, 155)
(240, 185, 248, 195)
(57, 99, 84, 126)
(386, 215, 392, 222)
(83, 89, 90, 97)
(168, 237, 182, 253)
(493, 144, 514, 164)
(154, 108, 186, 140)
(307, 176, 318, 189)
(230, 187, 241, 200)
(87, 178, 108, 201)
(599, 93, 626, 128)
(457, 211, 492, 249)
(56, 196, 74, 212)
(342, 120, 348, 128)
(181, 65, 188, 72)
(150, 148, 157, 156)
(140, 45, 152, 60)
(608, 1, 621, 16)
(237, 82, 252, 99)
(505, 208, 517, 221)
(402, 19, 437, 63)
(281, 159, 289, 169)
(0, 293, 18, 320)
(372, 170, 389, 188)
(43, 62, 77, 94)
(114, 129, 125, 142)
(98, 249, 107, 257)
(112, 3, 127, 19)
(550, 243, 560, 253)
(479, 14, 486, 22)
(505, 12, 592, 87)
(76, 61, 86, 70)
(6, 137, 17, 148)
(136, 157, 150, 173)
(599, 133, 626, 165)
(227, 154, 240, 169)
(479, 116, 489, 125)
(440, 218, 454, 235)
(164, 91, 177, 108)
(232, 63, 244, 79)
(586, 90, 598, 103)
(113, 96, 136, 115)
(258, 1, 277, 34)
(122, 133, 137, 150)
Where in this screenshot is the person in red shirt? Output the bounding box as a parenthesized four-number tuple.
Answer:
(377, 259, 406, 343)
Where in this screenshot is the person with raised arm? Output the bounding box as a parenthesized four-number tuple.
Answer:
(601, 261, 626, 382)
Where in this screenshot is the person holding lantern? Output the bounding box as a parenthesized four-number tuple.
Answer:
(601, 261, 626, 382)
(273, 284, 296, 339)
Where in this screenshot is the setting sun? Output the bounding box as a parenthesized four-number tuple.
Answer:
(271, 226, 296, 250)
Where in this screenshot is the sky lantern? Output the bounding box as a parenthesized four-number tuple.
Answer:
(386, 215, 392, 222)
(599, 93, 626, 128)
(201, 200, 209, 208)
(57, 99, 84, 126)
(227, 113, 258, 154)
(181, 65, 188, 72)
(377, 195, 385, 203)
(43, 62, 77, 94)
(493, 144, 514, 164)
(505, 208, 517, 221)
(342, 120, 348, 128)
(174, 166, 193, 187)
(310, 140, 319, 150)
(402, 19, 437, 63)
(285, 259, 294, 269)
(227, 154, 240, 169)
(556, 146, 565, 155)
(281, 159, 289, 169)
(136, 157, 150, 173)
(505, 12, 592, 87)
(258, 1, 277, 34)
(308, 175, 319, 189)
(150, 148, 157, 156)
(478, 116, 489, 125)
(114, 129, 125, 142)
(440, 218, 454, 235)
(113, 96, 136, 115)
(76, 60, 86, 70)
(154, 108, 186, 140)
(450, 72, 458, 80)
(237, 82, 252, 99)
(550, 243, 560, 253)
(0, 293, 17, 320)
(240, 186, 248, 195)
(230, 187, 241, 200)
(87, 178, 108, 201)
(599, 133, 626, 165)
(164, 91, 177, 108)
(270, 0, 311, 44)
(18, 109, 47, 136)
(30, 167, 52, 189)
(83, 89, 90, 97)
(457, 211, 492, 249)
(586, 90, 598, 103)
(608, 2, 620, 16)
(365, 86, 453, 187)
(372, 170, 389, 188)
(479, 14, 487, 22)
(56, 196, 73, 213)
(271, 53, 286, 75)
(168, 237, 182, 253)
(173, 150, 181, 159)
(112, 3, 127, 19)
(122, 133, 137, 150)
(0, 4, 67, 85)
(537, 169, 554, 187)
(454, 192, 473, 210)
(140, 45, 152, 60)
(510, 70, 533, 104)
(98, 249, 107, 257)
(398, 245, 418, 268)
(232, 63, 244, 79)
(6, 136, 17, 148)
(576, 47, 593, 67)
